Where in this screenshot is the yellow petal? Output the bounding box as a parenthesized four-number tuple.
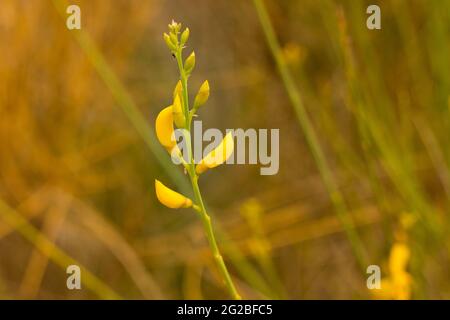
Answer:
(173, 94, 185, 128)
(196, 132, 234, 174)
(371, 279, 393, 300)
(155, 180, 192, 209)
(193, 80, 210, 110)
(155, 106, 176, 150)
(389, 243, 410, 275)
(392, 271, 412, 300)
(173, 80, 183, 100)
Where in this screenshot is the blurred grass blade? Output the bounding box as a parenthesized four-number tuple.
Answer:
(0, 197, 121, 299)
(252, 0, 367, 271)
(52, 0, 190, 194)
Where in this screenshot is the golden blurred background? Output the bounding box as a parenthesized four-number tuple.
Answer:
(0, 0, 449, 299)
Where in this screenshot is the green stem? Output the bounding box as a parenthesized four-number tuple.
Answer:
(175, 51, 191, 129)
(190, 175, 241, 300)
(253, 0, 367, 272)
(174, 43, 241, 300)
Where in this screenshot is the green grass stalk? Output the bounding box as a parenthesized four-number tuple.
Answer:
(252, 0, 367, 271)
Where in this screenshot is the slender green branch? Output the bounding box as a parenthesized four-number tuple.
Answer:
(190, 175, 241, 300)
(170, 28, 241, 299)
(175, 51, 191, 128)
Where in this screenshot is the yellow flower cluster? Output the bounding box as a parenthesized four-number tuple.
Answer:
(373, 242, 412, 300)
(154, 20, 233, 210)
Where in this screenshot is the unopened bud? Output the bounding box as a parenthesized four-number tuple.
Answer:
(163, 33, 177, 51)
(180, 28, 190, 46)
(173, 94, 186, 128)
(173, 80, 183, 100)
(169, 32, 178, 46)
(193, 80, 210, 110)
(184, 52, 196, 75)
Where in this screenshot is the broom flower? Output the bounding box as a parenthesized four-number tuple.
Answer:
(193, 80, 210, 111)
(196, 132, 234, 174)
(172, 94, 186, 128)
(155, 180, 192, 209)
(155, 106, 176, 151)
(154, 21, 241, 299)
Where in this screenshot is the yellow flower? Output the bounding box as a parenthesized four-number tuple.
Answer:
(155, 106, 176, 151)
(155, 180, 193, 209)
(372, 272, 412, 300)
(372, 278, 393, 300)
(196, 132, 234, 174)
(389, 243, 410, 275)
(372, 242, 412, 300)
(392, 271, 412, 300)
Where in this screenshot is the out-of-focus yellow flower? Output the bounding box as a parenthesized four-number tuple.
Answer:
(392, 271, 412, 300)
(281, 42, 306, 67)
(389, 243, 410, 275)
(155, 179, 192, 209)
(155, 106, 176, 151)
(373, 271, 412, 300)
(196, 132, 234, 174)
(372, 242, 412, 300)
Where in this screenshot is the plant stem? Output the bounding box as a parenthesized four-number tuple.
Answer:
(175, 51, 191, 127)
(190, 175, 241, 300)
(174, 44, 241, 300)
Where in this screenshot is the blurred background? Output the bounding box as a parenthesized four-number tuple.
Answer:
(0, 0, 449, 299)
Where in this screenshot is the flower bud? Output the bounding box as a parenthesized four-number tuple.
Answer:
(184, 51, 195, 75)
(180, 28, 190, 46)
(193, 80, 210, 110)
(172, 94, 186, 128)
(169, 32, 178, 46)
(163, 33, 177, 51)
(173, 80, 183, 100)
(168, 20, 181, 33)
(155, 180, 193, 209)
